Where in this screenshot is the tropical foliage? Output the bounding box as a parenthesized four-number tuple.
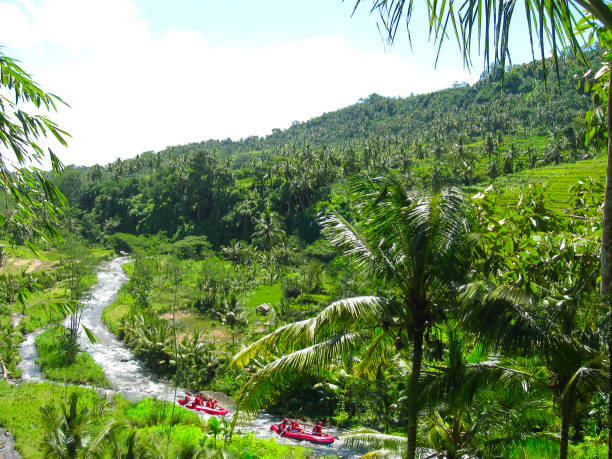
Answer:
(2, 15, 612, 459)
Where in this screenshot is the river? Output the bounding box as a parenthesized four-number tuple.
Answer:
(18, 256, 363, 458)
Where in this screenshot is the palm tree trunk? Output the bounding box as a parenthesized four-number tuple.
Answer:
(407, 328, 424, 459)
(602, 67, 612, 295)
(602, 67, 612, 459)
(610, 320, 612, 459)
(560, 402, 570, 459)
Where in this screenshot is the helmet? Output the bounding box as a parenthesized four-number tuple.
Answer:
(283, 418, 288, 422)
(318, 421, 323, 425)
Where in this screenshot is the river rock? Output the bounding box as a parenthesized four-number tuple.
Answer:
(202, 390, 236, 411)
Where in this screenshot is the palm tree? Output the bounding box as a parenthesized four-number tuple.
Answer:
(207, 417, 223, 449)
(419, 327, 557, 458)
(130, 313, 173, 370)
(177, 330, 219, 387)
(484, 134, 496, 165)
(221, 240, 248, 264)
(462, 283, 608, 459)
(218, 293, 248, 354)
(251, 208, 285, 251)
(111, 428, 160, 458)
(344, 326, 554, 458)
(41, 392, 123, 458)
(487, 159, 500, 180)
(231, 175, 472, 459)
(503, 145, 519, 174)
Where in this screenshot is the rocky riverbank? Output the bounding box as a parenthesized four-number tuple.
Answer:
(0, 426, 20, 459)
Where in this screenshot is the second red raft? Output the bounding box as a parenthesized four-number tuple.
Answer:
(270, 424, 335, 445)
(185, 403, 229, 415)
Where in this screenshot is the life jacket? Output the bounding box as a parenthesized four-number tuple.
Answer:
(312, 425, 322, 435)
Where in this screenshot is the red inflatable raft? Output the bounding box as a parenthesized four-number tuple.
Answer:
(178, 396, 228, 415)
(185, 403, 228, 416)
(270, 424, 335, 445)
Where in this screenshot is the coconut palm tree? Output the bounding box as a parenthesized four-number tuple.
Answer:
(221, 240, 248, 264)
(231, 175, 472, 459)
(251, 208, 285, 251)
(344, 326, 555, 458)
(177, 330, 219, 387)
(130, 313, 173, 370)
(218, 294, 248, 355)
(111, 428, 161, 458)
(462, 283, 608, 459)
(41, 392, 123, 458)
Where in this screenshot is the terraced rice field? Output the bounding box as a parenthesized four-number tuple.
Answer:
(491, 154, 606, 212)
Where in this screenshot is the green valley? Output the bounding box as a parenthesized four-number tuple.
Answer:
(0, 10, 611, 458)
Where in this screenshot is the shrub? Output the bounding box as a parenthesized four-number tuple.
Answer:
(170, 236, 212, 260)
(125, 398, 201, 427)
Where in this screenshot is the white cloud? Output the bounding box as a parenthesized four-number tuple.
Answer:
(0, 0, 476, 166)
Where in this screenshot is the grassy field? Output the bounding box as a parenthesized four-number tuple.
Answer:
(0, 381, 128, 457)
(243, 281, 282, 310)
(0, 381, 316, 458)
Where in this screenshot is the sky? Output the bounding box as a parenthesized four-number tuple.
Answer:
(0, 0, 539, 167)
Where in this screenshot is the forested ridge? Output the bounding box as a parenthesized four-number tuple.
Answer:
(54, 49, 601, 247)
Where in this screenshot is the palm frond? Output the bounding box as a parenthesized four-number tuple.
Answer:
(231, 317, 317, 368)
(461, 283, 550, 354)
(312, 295, 383, 336)
(83, 420, 126, 458)
(422, 358, 533, 413)
(354, 329, 396, 379)
(342, 428, 407, 450)
(560, 354, 609, 399)
(359, 0, 600, 85)
(320, 210, 398, 284)
(231, 296, 382, 368)
(326, 179, 471, 300)
(235, 331, 367, 413)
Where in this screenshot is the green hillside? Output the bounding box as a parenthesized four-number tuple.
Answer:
(162, 49, 599, 159)
(52, 49, 604, 247)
